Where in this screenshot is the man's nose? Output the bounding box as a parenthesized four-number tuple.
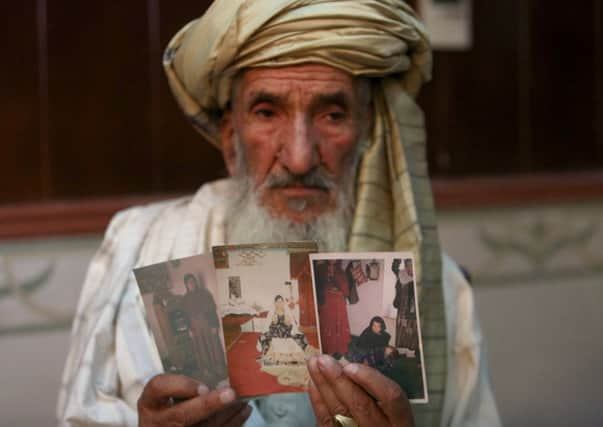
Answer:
(278, 114, 319, 175)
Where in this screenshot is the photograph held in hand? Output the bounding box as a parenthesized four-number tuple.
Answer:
(135, 245, 427, 407)
(310, 252, 428, 403)
(135, 242, 322, 399)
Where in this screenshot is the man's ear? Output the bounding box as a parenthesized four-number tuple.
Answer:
(220, 110, 237, 176)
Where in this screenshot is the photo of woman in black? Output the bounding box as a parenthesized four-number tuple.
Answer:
(345, 316, 395, 369)
(357, 316, 390, 350)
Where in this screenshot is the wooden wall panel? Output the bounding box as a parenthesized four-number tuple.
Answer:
(46, 0, 154, 197)
(598, 2, 603, 165)
(598, 2, 603, 164)
(0, 1, 43, 202)
(1, 0, 602, 207)
(529, 1, 599, 172)
(420, 0, 603, 176)
(419, 0, 521, 176)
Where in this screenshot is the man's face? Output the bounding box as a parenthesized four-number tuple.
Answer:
(221, 64, 370, 224)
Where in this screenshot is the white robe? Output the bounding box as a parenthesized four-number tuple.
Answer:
(57, 178, 500, 427)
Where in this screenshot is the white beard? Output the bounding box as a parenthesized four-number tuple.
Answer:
(224, 133, 362, 252)
(225, 175, 353, 252)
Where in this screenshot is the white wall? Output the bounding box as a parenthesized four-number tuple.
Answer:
(0, 237, 98, 427)
(439, 202, 603, 427)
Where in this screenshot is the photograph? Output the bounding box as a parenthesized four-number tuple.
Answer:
(212, 242, 321, 398)
(310, 252, 428, 402)
(134, 254, 228, 389)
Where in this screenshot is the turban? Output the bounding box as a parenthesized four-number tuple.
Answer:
(164, 1, 446, 424)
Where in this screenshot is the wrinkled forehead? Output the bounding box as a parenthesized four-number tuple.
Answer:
(240, 64, 354, 85)
(230, 63, 372, 110)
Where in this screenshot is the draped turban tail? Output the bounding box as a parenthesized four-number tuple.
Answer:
(163, 1, 446, 424)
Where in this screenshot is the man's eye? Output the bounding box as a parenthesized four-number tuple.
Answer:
(326, 111, 346, 122)
(255, 108, 275, 118)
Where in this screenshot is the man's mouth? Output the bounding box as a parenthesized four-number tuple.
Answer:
(265, 185, 330, 213)
(264, 170, 335, 193)
(261, 172, 335, 214)
(274, 185, 329, 197)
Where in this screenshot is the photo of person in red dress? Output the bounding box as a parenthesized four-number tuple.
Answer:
(313, 259, 352, 356)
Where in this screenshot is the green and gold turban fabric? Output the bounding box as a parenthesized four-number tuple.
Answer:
(163, 1, 446, 424)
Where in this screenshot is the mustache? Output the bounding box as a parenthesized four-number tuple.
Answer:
(263, 169, 336, 191)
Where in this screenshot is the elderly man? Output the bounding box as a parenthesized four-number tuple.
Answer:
(58, 1, 500, 426)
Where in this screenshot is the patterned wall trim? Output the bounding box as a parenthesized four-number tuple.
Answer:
(0, 236, 99, 336)
(438, 202, 603, 287)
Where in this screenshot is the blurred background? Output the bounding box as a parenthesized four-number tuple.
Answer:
(0, 1, 601, 426)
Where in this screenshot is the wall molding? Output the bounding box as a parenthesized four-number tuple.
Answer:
(1, 172, 602, 239)
(431, 171, 603, 209)
(0, 194, 180, 240)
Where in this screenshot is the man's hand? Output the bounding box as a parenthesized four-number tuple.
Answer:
(307, 355, 415, 427)
(138, 374, 251, 426)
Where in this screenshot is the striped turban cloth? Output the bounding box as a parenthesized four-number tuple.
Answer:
(163, 1, 446, 424)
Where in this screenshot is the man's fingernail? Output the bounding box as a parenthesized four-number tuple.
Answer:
(344, 363, 359, 375)
(319, 354, 336, 368)
(216, 381, 230, 390)
(219, 388, 235, 404)
(197, 384, 209, 396)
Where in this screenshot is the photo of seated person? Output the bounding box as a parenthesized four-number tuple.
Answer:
(345, 316, 392, 369)
(357, 316, 391, 350)
(257, 295, 310, 362)
(343, 315, 425, 400)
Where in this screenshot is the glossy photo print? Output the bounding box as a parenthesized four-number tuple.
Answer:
(134, 254, 228, 389)
(212, 242, 321, 398)
(309, 252, 428, 403)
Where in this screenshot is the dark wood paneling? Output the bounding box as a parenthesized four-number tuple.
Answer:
(156, 0, 225, 192)
(420, 0, 603, 176)
(419, 0, 521, 176)
(595, 1, 603, 164)
(0, 1, 43, 202)
(46, 0, 154, 197)
(529, 1, 598, 172)
(1, 0, 602, 208)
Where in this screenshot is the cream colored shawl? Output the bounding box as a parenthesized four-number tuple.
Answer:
(163, 1, 446, 424)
